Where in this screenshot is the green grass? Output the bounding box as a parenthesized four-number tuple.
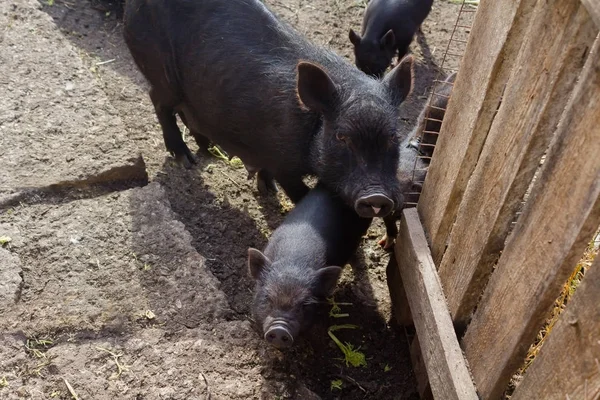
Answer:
(327, 297, 352, 318)
(0, 236, 12, 247)
(330, 379, 343, 391)
(208, 145, 244, 169)
(328, 325, 367, 368)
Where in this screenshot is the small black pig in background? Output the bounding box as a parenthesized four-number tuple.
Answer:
(124, 0, 417, 219)
(349, 0, 434, 77)
(381, 71, 457, 249)
(248, 184, 372, 349)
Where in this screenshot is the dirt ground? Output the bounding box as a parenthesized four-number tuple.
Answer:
(0, 0, 465, 398)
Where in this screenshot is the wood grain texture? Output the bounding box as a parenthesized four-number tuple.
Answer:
(462, 35, 600, 400)
(511, 255, 600, 400)
(418, 0, 537, 265)
(385, 255, 413, 326)
(438, 1, 597, 327)
(581, 0, 600, 27)
(410, 336, 434, 400)
(395, 208, 478, 400)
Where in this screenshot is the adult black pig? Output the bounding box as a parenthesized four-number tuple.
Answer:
(124, 0, 415, 218)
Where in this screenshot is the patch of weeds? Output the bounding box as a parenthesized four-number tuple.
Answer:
(26, 337, 54, 358)
(0, 236, 12, 248)
(46, 0, 55, 5)
(208, 145, 244, 169)
(0, 376, 8, 388)
(49, 390, 61, 397)
(24, 337, 56, 377)
(205, 163, 216, 174)
(384, 364, 392, 372)
(328, 325, 367, 368)
(327, 297, 352, 318)
(330, 379, 343, 391)
(279, 197, 294, 215)
(95, 347, 130, 379)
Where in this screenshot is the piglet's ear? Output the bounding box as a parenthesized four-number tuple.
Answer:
(296, 61, 339, 115)
(313, 266, 343, 298)
(383, 54, 414, 106)
(380, 29, 396, 51)
(248, 248, 272, 280)
(349, 29, 362, 47)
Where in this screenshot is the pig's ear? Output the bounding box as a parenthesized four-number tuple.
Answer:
(380, 29, 396, 51)
(297, 62, 339, 114)
(313, 266, 343, 297)
(349, 29, 362, 47)
(383, 55, 414, 106)
(248, 248, 271, 280)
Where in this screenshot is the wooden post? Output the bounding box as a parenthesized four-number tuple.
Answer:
(581, 0, 600, 27)
(395, 208, 478, 400)
(437, 1, 597, 327)
(462, 35, 600, 400)
(510, 255, 600, 400)
(418, 0, 537, 265)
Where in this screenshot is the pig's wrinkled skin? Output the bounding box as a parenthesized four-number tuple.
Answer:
(248, 184, 371, 349)
(124, 0, 417, 218)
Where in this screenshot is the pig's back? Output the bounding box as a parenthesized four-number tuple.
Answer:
(267, 186, 371, 269)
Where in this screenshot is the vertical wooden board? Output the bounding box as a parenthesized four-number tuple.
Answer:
(418, 0, 537, 265)
(437, 2, 597, 327)
(462, 36, 600, 400)
(581, 0, 600, 27)
(511, 255, 600, 400)
(395, 209, 478, 400)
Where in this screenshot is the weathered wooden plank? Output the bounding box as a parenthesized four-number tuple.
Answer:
(437, 1, 597, 327)
(418, 0, 537, 265)
(395, 208, 478, 400)
(409, 336, 434, 400)
(385, 255, 413, 326)
(511, 255, 600, 400)
(462, 36, 600, 400)
(581, 0, 600, 27)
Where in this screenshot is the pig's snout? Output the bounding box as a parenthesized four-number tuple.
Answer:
(355, 193, 394, 218)
(264, 323, 294, 349)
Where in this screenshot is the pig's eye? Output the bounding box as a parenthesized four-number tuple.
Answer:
(336, 133, 349, 144)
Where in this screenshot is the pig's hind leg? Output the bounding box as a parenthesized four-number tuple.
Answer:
(257, 170, 278, 194)
(177, 110, 212, 153)
(275, 173, 310, 204)
(149, 87, 196, 168)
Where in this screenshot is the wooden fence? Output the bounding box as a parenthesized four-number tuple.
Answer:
(389, 0, 600, 398)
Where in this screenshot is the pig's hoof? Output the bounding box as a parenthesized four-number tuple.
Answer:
(174, 151, 196, 169)
(257, 176, 278, 195)
(378, 235, 395, 251)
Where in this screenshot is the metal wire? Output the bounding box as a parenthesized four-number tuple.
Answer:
(408, 0, 477, 203)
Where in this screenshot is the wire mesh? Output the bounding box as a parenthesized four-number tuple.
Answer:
(406, 0, 478, 207)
